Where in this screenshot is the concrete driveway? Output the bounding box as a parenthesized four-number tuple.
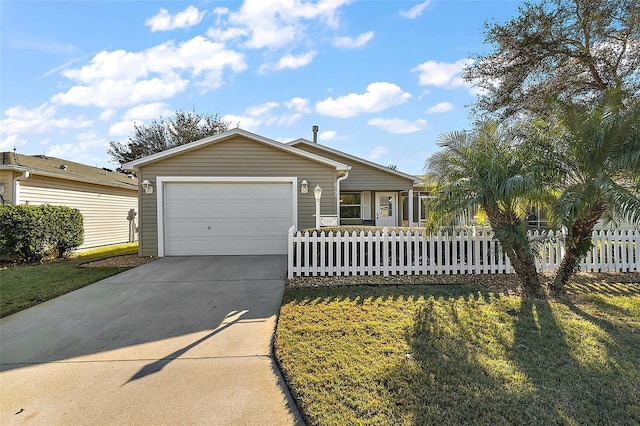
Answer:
(0, 256, 303, 425)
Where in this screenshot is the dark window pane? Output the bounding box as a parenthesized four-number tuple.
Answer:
(340, 206, 361, 218)
(340, 193, 361, 205)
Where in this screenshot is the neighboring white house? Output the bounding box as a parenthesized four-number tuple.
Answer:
(0, 151, 139, 250)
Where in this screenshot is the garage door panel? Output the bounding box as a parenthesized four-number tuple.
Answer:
(163, 181, 293, 256)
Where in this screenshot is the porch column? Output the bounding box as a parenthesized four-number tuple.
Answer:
(408, 189, 414, 227)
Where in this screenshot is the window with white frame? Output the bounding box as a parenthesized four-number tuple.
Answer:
(340, 192, 361, 219)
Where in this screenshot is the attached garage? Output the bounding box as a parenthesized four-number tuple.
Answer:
(122, 129, 350, 258)
(159, 178, 296, 256)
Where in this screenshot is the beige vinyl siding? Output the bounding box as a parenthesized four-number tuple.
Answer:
(294, 143, 414, 190)
(138, 136, 337, 257)
(0, 170, 14, 204)
(18, 175, 138, 249)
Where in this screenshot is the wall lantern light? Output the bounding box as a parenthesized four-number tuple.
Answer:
(300, 179, 308, 194)
(141, 179, 154, 194)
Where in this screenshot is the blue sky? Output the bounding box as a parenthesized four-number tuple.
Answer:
(0, 0, 523, 175)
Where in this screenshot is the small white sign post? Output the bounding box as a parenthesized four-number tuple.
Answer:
(314, 185, 322, 230)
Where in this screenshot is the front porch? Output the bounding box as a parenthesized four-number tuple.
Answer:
(339, 189, 419, 228)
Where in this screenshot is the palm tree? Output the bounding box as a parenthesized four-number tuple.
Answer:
(539, 99, 640, 293)
(426, 121, 549, 298)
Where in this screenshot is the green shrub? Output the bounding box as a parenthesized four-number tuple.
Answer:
(42, 205, 84, 258)
(0, 205, 45, 261)
(0, 204, 84, 262)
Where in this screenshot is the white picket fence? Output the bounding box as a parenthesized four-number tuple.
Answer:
(287, 227, 640, 278)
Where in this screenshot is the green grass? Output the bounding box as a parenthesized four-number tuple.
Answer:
(0, 243, 139, 318)
(275, 283, 640, 425)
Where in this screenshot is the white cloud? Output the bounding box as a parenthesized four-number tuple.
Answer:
(209, 0, 351, 49)
(46, 134, 112, 167)
(53, 73, 190, 108)
(399, 1, 431, 19)
(425, 101, 454, 114)
(223, 97, 312, 131)
(277, 113, 303, 126)
(51, 36, 247, 108)
(1, 103, 92, 134)
(285, 97, 311, 113)
(207, 27, 247, 42)
(223, 102, 279, 131)
(319, 130, 337, 141)
(146, 6, 206, 32)
(213, 7, 229, 17)
(274, 50, 317, 70)
(222, 114, 262, 132)
(0, 134, 27, 151)
(316, 82, 411, 118)
(368, 118, 428, 134)
(109, 120, 139, 136)
(99, 110, 116, 121)
(246, 102, 280, 117)
(412, 59, 472, 89)
(368, 146, 388, 160)
(333, 31, 374, 49)
(123, 103, 173, 120)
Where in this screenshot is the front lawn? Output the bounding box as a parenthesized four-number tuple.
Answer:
(275, 283, 640, 425)
(0, 243, 140, 317)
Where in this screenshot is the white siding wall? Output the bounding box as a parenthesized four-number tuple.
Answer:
(18, 175, 138, 249)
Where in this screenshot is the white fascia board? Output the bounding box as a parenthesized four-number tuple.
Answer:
(122, 128, 350, 172)
(289, 139, 420, 183)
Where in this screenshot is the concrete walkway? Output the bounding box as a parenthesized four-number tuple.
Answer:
(0, 256, 303, 425)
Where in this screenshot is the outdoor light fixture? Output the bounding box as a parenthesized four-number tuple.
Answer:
(0, 185, 4, 194)
(300, 179, 308, 194)
(141, 179, 153, 194)
(314, 185, 322, 229)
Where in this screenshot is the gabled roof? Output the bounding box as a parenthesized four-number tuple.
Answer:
(122, 128, 351, 172)
(288, 138, 420, 183)
(0, 151, 138, 190)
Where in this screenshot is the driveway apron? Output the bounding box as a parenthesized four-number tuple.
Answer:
(0, 255, 303, 425)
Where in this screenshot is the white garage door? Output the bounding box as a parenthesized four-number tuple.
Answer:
(163, 181, 294, 255)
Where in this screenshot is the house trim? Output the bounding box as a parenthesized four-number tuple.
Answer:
(123, 129, 351, 172)
(0, 165, 137, 191)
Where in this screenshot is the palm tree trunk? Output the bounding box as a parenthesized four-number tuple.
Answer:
(551, 203, 606, 294)
(486, 209, 543, 298)
(508, 246, 543, 298)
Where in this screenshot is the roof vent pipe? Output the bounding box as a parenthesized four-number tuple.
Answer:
(312, 125, 319, 143)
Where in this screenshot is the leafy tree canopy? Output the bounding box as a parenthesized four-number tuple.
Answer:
(465, 0, 640, 118)
(108, 109, 230, 165)
(528, 97, 640, 291)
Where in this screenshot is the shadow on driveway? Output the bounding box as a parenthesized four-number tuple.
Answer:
(1, 256, 287, 370)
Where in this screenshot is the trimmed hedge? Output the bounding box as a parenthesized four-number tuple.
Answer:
(0, 204, 84, 262)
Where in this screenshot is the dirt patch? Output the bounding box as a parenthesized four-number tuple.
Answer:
(79, 254, 157, 268)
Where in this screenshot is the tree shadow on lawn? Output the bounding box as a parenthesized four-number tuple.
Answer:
(383, 290, 640, 425)
(283, 284, 490, 307)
